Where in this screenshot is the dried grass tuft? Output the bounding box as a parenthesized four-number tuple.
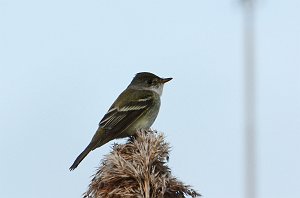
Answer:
(83, 130, 200, 198)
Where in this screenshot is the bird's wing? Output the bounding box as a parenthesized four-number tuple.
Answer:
(90, 89, 157, 147)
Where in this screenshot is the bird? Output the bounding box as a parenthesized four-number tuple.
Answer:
(69, 72, 172, 170)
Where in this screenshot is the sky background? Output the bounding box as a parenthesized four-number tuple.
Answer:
(0, 0, 299, 198)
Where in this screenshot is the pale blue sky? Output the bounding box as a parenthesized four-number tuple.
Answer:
(0, 0, 299, 198)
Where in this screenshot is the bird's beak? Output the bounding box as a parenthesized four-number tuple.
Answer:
(161, 77, 173, 84)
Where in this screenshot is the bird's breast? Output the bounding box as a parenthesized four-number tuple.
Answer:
(126, 100, 160, 136)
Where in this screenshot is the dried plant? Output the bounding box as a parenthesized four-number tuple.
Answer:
(83, 130, 200, 198)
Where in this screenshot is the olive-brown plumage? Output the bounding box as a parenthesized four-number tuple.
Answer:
(69, 72, 172, 170)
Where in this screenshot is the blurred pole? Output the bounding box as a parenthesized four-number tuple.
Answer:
(242, 0, 256, 198)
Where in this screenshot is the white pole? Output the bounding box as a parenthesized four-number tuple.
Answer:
(243, 0, 256, 198)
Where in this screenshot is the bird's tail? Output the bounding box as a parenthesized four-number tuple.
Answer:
(69, 143, 94, 171)
(69, 128, 108, 171)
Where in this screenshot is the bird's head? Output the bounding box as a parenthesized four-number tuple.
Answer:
(129, 72, 172, 95)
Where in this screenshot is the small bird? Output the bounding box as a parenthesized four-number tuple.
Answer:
(69, 72, 172, 170)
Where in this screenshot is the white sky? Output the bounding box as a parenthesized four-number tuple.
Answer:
(0, 0, 299, 198)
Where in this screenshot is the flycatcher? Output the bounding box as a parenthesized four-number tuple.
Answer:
(69, 72, 172, 170)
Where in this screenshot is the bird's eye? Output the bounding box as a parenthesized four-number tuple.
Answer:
(147, 79, 153, 85)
